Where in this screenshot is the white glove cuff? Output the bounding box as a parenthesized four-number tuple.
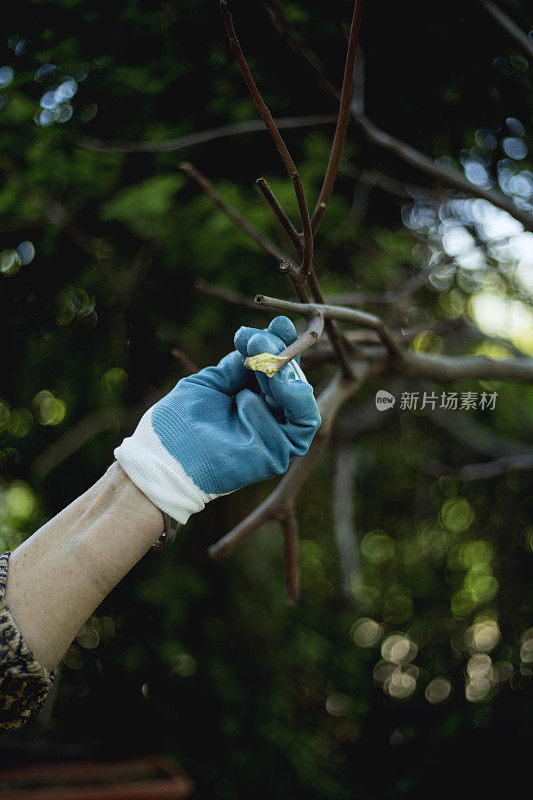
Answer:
(114, 407, 217, 526)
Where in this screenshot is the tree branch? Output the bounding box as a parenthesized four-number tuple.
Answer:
(403, 352, 533, 383)
(352, 114, 533, 232)
(426, 406, 533, 458)
(208, 364, 370, 560)
(244, 313, 324, 376)
(311, 0, 364, 234)
(261, 0, 533, 233)
(477, 0, 533, 60)
(180, 162, 290, 263)
(256, 177, 303, 256)
(182, 169, 352, 373)
(260, 0, 340, 99)
(76, 114, 337, 153)
(424, 453, 533, 481)
(195, 279, 262, 310)
(219, 0, 313, 275)
(254, 294, 405, 363)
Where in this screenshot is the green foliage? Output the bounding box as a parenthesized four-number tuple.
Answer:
(101, 174, 185, 237)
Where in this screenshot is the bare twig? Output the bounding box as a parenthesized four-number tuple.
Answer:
(186, 1, 356, 376)
(426, 406, 533, 459)
(312, 0, 364, 235)
(260, 0, 339, 99)
(170, 348, 199, 374)
(261, 0, 533, 233)
(182, 163, 310, 304)
(195, 280, 261, 310)
(254, 294, 405, 363)
(0, 215, 46, 233)
(244, 314, 324, 376)
(301, 273, 355, 379)
(76, 114, 337, 153)
(404, 352, 533, 383)
(209, 365, 370, 560)
(256, 177, 303, 256)
(424, 453, 533, 481)
(180, 162, 290, 263)
(260, 0, 365, 380)
(31, 392, 160, 480)
(219, 0, 313, 275)
(181, 168, 351, 373)
(353, 115, 533, 233)
(477, 0, 533, 60)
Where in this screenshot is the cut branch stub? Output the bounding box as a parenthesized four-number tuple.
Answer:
(243, 313, 324, 376)
(254, 294, 405, 364)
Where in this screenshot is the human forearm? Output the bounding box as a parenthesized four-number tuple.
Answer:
(5, 462, 163, 671)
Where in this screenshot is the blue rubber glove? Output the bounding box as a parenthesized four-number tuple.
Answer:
(114, 316, 321, 524)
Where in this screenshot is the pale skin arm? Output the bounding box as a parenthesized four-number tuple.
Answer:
(5, 462, 164, 672)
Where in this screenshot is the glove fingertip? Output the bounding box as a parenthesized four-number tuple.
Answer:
(248, 331, 279, 357)
(267, 315, 297, 346)
(234, 325, 252, 356)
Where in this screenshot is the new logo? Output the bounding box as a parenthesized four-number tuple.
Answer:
(375, 390, 396, 411)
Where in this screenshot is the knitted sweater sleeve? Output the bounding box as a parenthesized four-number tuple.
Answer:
(0, 551, 54, 729)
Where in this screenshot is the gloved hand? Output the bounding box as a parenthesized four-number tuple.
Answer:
(114, 316, 321, 525)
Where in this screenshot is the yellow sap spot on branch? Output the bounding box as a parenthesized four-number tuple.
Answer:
(246, 352, 284, 377)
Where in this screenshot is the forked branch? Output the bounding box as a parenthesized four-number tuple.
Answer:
(262, 0, 533, 233)
(254, 294, 405, 363)
(209, 365, 371, 560)
(312, 0, 364, 235)
(219, 0, 313, 275)
(179, 162, 290, 263)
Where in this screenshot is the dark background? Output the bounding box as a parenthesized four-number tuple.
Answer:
(1, 1, 532, 797)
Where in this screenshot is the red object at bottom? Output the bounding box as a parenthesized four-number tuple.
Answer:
(0, 755, 195, 800)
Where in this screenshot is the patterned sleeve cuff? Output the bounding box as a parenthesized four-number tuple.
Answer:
(0, 551, 54, 730)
